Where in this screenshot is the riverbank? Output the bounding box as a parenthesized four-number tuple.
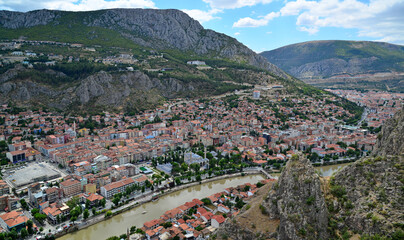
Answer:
(56, 171, 265, 239)
(56, 162, 351, 239)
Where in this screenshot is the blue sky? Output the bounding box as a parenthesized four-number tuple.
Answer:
(1, 0, 403, 52)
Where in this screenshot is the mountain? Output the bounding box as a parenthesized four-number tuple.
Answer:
(260, 40, 404, 92)
(216, 107, 404, 239)
(0, 9, 300, 113)
(0, 9, 284, 76)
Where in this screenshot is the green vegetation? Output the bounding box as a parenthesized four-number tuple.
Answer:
(306, 196, 315, 205)
(330, 184, 346, 198)
(262, 40, 404, 73)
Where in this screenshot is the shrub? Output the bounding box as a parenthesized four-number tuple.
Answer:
(345, 200, 354, 209)
(259, 204, 267, 215)
(330, 185, 346, 198)
(306, 196, 315, 205)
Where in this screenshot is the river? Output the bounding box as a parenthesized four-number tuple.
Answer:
(59, 162, 351, 240)
(59, 175, 264, 240)
(315, 162, 351, 177)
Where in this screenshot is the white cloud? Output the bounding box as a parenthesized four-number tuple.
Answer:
(202, 0, 273, 9)
(0, 0, 156, 12)
(233, 11, 279, 27)
(279, 0, 404, 44)
(298, 26, 318, 35)
(182, 8, 222, 23)
(234, 32, 241, 35)
(266, 31, 272, 34)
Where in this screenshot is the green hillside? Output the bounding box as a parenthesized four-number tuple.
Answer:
(260, 40, 404, 92)
(260, 40, 404, 72)
(0, 9, 327, 114)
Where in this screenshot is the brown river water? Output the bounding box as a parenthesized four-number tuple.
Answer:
(59, 163, 350, 239)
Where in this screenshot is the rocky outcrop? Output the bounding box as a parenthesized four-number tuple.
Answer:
(372, 106, 404, 156)
(0, 67, 193, 111)
(328, 108, 404, 238)
(0, 9, 59, 28)
(263, 154, 329, 240)
(0, 9, 287, 77)
(289, 57, 378, 79)
(330, 155, 404, 237)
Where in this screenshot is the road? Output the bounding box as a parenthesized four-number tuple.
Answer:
(356, 107, 369, 127)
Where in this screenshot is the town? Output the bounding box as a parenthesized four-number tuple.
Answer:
(0, 84, 402, 239)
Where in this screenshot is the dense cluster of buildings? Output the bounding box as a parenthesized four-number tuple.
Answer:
(327, 89, 404, 128)
(0, 88, 402, 235)
(141, 179, 272, 240)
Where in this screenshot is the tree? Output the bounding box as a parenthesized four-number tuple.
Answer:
(201, 198, 211, 205)
(56, 215, 60, 224)
(34, 213, 47, 223)
(83, 209, 89, 220)
(85, 199, 91, 209)
(100, 198, 106, 208)
(31, 208, 40, 215)
(27, 220, 34, 234)
(181, 162, 188, 172)
(70, 216, 77, 223)
(106, 237, 119, 240)
(66, 196, 80, 209)
(105, 210, 112, 218)
(92, 207, 96, 215)
(112, 197, 120, 207)
(196, 174, 202, 182)
(20, 199, 29, 210)
(162, 222, 172, 228)
(20, 228, 28, 238)
(309, 152, 319, 162)
(175, 177, 181, 186)
(9, 229, 17, 239)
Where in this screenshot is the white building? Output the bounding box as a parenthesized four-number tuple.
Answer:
(253, 90, 260, 99)
(187, 60, 206, 65)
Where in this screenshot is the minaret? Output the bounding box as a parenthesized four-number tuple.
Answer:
(73, 121, 77, 141)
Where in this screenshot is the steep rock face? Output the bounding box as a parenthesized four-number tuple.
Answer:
(289, 57, 378, 79)
(0, 9, 59, 28)
(330, 155, 404, 237)
(372, 106, 404, 156)
(0, 67, 192, 111)
(329, 108, 404, 237)
(263, 154, 329, 240)
(0, 9, 286, 77)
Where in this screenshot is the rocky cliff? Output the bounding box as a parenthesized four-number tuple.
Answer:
(372, 106, 404, 156)
(0, 9, 285, 77)
(328, 107, 404, 238)
(263, 154, 329, 240)
(0, 66, 193, 112)
(260, 40, 404, 91)
(216, 154, 329, 240)
(328, 155, 404, 238)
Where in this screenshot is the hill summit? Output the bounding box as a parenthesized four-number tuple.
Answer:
(260, 40, 404, 92)
(0, 8, 284, 76)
